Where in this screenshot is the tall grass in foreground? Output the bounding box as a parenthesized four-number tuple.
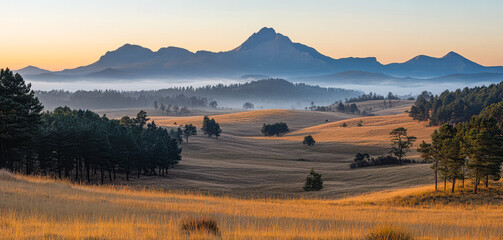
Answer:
(0, 170, 502, 239)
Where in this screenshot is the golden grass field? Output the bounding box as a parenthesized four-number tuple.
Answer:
(3, 101, 500, 239)
(1, 170, 502, 240)
(134, 103, 436, 198)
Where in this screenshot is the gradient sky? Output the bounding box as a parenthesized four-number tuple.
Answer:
(1, 0, 502, 71)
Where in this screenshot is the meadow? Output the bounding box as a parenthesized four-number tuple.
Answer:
(1, 170, 502, 240)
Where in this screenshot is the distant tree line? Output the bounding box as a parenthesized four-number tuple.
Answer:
(409, 82, 503, 125)
(36, 89, 211, 110)
(311, 101, 360, 114)
(36, 78, 362, 110)
(0, 69, 182, 183)
(350, 154, 419, 169)
(345, 92, 399, 103)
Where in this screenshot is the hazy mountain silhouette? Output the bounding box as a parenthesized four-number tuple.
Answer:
(15, 66, 51, 76)
(16, 27, 503, 81)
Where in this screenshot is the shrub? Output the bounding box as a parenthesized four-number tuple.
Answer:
(180, 217, 220, 236)
(261, 122, 289, 136)
(304, 168, 323, 191)
(367, 225, 413, 240)
(303, 135, 316, 146)
(341, 122, 348, 127)
(350, 154, 417, 168)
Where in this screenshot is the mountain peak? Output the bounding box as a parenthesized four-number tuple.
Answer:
(443, 51, 463, 59)
(232, 27, 291, 52)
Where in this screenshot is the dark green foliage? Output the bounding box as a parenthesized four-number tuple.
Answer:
(349, 153, 417, 168)
(458, 116, 503, 193)
(409, 83, 503, 125)
(0, 79, 182, 182)
(182, 124, 197, 143)
(202, 116, 222, 139)
(341, 122, 348, 127)
(35, 107, 181, 183)
(418, 116, 503, 194)
(0, 68, 43, 170)
(302, 135, 316, 146)
(478, 102, 503, 129)
(303, 168, 323, 191)
(346, 92, 384, 103)
(389, 127, 417, 165)
(261, 122, 289, 136)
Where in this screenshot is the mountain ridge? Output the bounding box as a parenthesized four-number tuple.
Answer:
(15, 27, 503, 81)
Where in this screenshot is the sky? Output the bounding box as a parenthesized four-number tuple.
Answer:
(1, 0, 502, 71)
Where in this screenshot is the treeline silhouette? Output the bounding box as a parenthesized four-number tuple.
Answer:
(36, 90, 209, 110)
(36, 79, 362, 109)
(0, 69, 182, 183)
(345, 92, 399, 103)
(409, 82, 503, 125)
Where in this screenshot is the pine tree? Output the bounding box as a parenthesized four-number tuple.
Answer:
(389, 127, 417, 165)
(0, 69, 43, 170)
(183, 124, 197, 143)
(303, 168, 323, 191)
(459, 117, 503, 193)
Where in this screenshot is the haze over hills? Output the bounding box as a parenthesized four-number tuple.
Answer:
(15, 27, 503, 83)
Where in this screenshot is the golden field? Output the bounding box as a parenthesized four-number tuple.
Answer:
(1, 171, 502, 240)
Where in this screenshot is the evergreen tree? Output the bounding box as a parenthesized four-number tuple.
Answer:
(303, 168, 323, 191)
(458, 116, 503, 193)
(182, 124, 197, 143)
(303, 135, 316, 146)
(0, 69, 43, 169)
(389, 127, 417, 165)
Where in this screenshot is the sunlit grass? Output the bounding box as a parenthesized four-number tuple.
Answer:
(1, 170, 502, 239)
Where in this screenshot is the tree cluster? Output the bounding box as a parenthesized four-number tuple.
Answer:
(0, 69, 182, 183)
(261, 122, 289, 136)
(418, 116, 503, 193)
(202, 116, 222, 139)
(349, 153, 418, 169)
(410, 82, 503, 125)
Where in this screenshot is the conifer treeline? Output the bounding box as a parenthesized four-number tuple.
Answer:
(1, 69, 182, 183)
(410, 82, 503, 125)
(418, 116, 503, 193)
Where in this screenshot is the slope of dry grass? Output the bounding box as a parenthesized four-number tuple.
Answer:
(1, 171, 502, 240)
(268, 113, 437, 148)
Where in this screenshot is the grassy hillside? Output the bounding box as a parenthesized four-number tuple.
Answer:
(1, 171, 501, 240)
(127, 109, 436, 198)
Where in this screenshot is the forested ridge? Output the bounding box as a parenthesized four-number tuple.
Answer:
(409, 82, 503, 125)
(36, 79, 362, 109)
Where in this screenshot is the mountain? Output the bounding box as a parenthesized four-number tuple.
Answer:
(15, 66, 51, 76)
(384, 51, 486, 77)
(19, 27, 503, 81)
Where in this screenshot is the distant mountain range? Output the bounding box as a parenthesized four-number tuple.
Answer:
(15, 27, 503, 83)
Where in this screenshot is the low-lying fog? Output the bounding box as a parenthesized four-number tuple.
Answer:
(28, 78, 497, 97)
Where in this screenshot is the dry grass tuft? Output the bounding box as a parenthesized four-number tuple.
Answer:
(180, 216, 220, 236)
(366, 225, 414, 240)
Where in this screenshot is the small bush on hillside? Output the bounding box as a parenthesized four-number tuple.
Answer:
(341, 122, 348, 127)
(350, 153, 417, 168)
(180, 217, 220, 236)
(261, 122, 289, 136)
(303, 135, 316, 146)
(367, 225, 413, 240)
(304, 168, 323, 191)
